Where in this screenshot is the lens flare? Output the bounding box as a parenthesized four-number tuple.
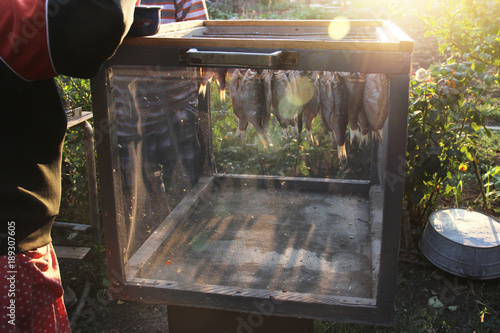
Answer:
(278, 96, 298, 120)
(291, 75, 315, 106)
(328, 16, 350, 40)
(278, 73, 315, 119)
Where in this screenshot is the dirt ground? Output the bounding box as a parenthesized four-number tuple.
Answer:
(60, 248, 500, 332)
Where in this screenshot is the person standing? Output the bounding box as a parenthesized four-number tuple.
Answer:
(0, 1, 136, 331)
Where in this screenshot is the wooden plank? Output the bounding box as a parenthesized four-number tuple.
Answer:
(128, 277, 376, 307)
(157, 20, 204, 34)
(125, 21, 204, 43)
(214, 173, 371, 194)
(109, 66, 198, 78)
(123, 36, 403, 52)
(54, 245, 91, 260)
(53, 221, 92, 231)
(121, 280, 387, 325)
(383, 21, 414, 53)
(202, 19, 384, 28)
(67, 111, 93, 128)
(156, 27, 205, 39)
(199, 25, 376, 38)
(369, 186, 383, 300)
(122, 20, 413, 53)
(167, 305, 315, 333)
(375, 26, 391, 44)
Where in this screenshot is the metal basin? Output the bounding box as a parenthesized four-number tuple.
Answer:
(420, 208, 500, 280)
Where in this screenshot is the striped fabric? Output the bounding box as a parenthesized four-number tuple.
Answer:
(140, 0, 208, 23)
(112, 0, 208, 137)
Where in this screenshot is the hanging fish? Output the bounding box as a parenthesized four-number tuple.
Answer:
(271, 70, 297, 137)
(230, 69, 271, 148)
(285, 70, 304, 137)
(301, 71, 320, 145)
(198, 67, 214, 97)
(199, 67, 228, 101)
(319, 71, 335, 144)
(229, 68, 247, 145)
(343, 72, 366, 144)
(357, 104, 370, 146)
(213, 67, 228, 102)
(363, 74, 389, 143)
(331, 72, 348, 160)
(262, 69, 273, 121)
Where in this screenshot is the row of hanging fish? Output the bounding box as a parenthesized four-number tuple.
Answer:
(199, 68, 390, 160)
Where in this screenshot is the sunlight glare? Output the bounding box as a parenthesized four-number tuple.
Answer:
(287, 75, 315, 107)
(328, 16, 350, 40)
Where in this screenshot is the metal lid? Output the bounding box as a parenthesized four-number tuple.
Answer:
(429, 208, 500, 248)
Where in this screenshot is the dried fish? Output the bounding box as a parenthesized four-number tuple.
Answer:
(198, 67, 213, 97)
(319, 71, 335, 144)
(357, 105, 370, 146)
(262, 69, 273, 118)
(213, 67, 228, 101)
(363, 74, 389, 143)
(331, 72, 348, 159)
(271, 70, 302, 137)
(320, 72, 348, 159)
(343, 72, 366, 144)
(229, 69, 247, 145)
(286, 70, 304, 137)
(301, 71, 320, 145)
(230, 69, 271, 148)
(199, 67, 228, 101)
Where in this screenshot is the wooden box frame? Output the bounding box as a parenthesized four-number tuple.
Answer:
(90, 20, 413, 326)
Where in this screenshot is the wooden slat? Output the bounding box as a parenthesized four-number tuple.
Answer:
(54, 245, 91, 260)
(128, 277, 376, 306)
(67, 111, 93, 128)
(214, 173, 371, 194)
(123, 20, 414, 53)
(158, 20, 204, 34)
(124, 37, 403, 52)
(202, 19, 384, 28)
(383, 21, 414, 53)
(53, 221, 92, 232)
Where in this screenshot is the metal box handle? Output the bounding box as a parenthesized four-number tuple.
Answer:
(186, 48, 297, 68)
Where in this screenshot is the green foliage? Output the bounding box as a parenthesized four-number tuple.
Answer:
(206, 0, 348, 20)
(285, 6, 341, 20)
(55, 76, 93, 225)
(483, 165, 500, 212)
(423, 0, 500, 73)
(207, 3, 237, 20)
(405, 60, 496, 223)
(56, 76, 92, 110)
(405, 0, 500, 224)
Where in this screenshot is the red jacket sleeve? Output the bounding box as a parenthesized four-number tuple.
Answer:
(0, 0, 56, 81)
(0, 0, 136, 81)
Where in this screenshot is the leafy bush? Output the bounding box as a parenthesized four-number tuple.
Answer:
(56, 76, 94, 225)
(405, 0, 500, 225)
(424, 0, 500, 70)
(406, 63, 489, 223)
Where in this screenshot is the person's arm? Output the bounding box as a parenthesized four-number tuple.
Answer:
(0, 0, 136, 81)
